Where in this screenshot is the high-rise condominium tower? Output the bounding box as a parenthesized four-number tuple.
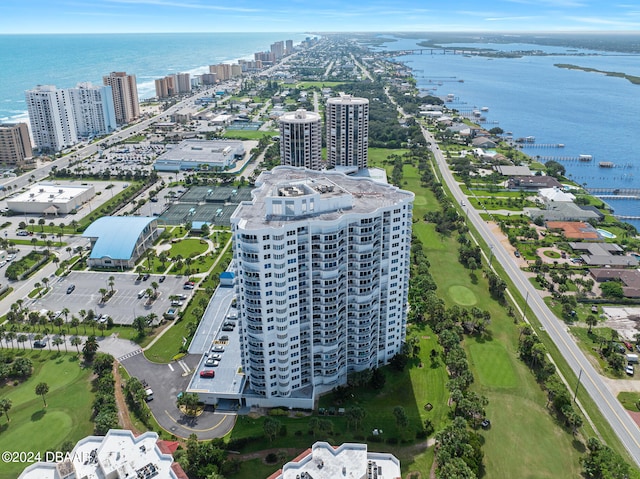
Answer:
(0, 123, 33, 166)
(326, 94, 369, 169)
(278, 109, 323, 171)
(102, 72, 140, 125)
(25, 85, 78, 152)
(231, 166, 413, 403)
(68, 82, 117, 138)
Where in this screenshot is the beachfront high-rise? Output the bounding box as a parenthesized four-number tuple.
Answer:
(231, 166, 413, 405)
(25, 85, 78, 152)
(102, 72, 140, 125)
(326, 94, 369, 169)
(278, 109, 323, 171)
(0, 123, 33, 167)
(68, 82, 117, 138)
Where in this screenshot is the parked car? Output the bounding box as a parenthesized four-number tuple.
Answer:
(17, 230, 29, 236)
(183, 283, 194, 290)
(218, 335, 229, 342)
(626, 365, 634, 376)
(200, 370, 215, 378)
(222, 325, 234, 331)
(33, 339, 47, 348)
(209, 353, 222, 360)
(205, 358, 219, 367)
(624, 341, 634, 351)
(142, 273, 150, 281)
(158, 275, 166, 283)
(138, 289, 147, 298)
(66, 284, 76, 294)
(171, 300, 184, 307)
(211, 345, 225, 353)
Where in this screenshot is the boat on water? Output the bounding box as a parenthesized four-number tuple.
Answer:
(515, 136, 535, 143)
(481, 106, 489, 111)
(579, 154, 592, 162)
(599, 162, 615, 168)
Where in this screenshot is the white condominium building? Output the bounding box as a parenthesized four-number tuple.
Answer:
(68, 82, 117, 138)
(25, 85, 78, 152)
(231, 166, 413, 403)
(279, 109, 323, 170)
(326, 94, 369, 169)
(102, 71, 140, 124)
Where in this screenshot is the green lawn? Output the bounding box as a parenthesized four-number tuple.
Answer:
(408, 170, 583, 477)
(0, 352, 94, 479)
(143, 290, 210, 363)
(169, 238, 208, 258)
(222, 130, 276, 140)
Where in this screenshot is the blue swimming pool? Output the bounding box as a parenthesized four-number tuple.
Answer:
(596, 228, 616, 239)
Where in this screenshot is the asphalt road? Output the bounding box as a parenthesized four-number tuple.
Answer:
(423, 127, 640, 465)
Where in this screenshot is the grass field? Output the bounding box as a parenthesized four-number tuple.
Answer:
(169, 238, 209, 258)
(0, 351, 94, 479)
(379, 162, 583, 477)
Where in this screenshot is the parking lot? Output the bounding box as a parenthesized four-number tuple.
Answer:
(28, 271, 193, 325)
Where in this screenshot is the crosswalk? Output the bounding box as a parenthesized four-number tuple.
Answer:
(117, 349, 143, 361)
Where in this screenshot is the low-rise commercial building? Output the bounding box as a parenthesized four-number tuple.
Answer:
(7, 182, 95, 215)
(83, 216, 160, 269)
(154, 139, 245, 172)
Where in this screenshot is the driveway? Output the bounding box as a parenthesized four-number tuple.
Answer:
(121, 352, 236, 439)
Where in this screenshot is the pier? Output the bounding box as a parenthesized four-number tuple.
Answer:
(535, 156, 594, 162)
(516, 143, 566, 149)
(587, 187, 640, 195)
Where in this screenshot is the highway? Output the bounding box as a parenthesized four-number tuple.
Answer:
(422, 126, 640, 465)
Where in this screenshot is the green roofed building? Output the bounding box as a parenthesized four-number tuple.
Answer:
(82, 216, 160, 269)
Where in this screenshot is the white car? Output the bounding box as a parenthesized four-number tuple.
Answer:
(626, 365, 634, 376)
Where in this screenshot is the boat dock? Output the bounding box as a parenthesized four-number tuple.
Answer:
(536, 155, 594, 162)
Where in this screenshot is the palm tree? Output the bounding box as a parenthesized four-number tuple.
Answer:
(150, 281, 158, 298)
(108, 276, 115, 293)
(71, 336, 82, 354)
(79, 309, 87, 334)
(35, 382, 49, 407)
(99, 288, 108, 303)
(82, 335, 99, 361)
(16, 334, 28, 350)
(70, 316, 80, 335)
(0, 398, 12, 422)
(52, 336, 64, 352)
(61, 308, 70, 323)
(66, 246, 72, 259)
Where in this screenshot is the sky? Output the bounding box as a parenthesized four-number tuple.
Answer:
(2, 0, 640, 34)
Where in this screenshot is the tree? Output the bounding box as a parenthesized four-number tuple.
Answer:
(99, 288, 108, 303)
(17, 333, 28, 350)
(133, 316, 147, 336)
(345, 406, 366, 431)
(70, 316, 80, 335)
(177, 392, 201, 416)
(35, 382, 49, 407)
(601, 281, 624, 298)
(52, 336, 64, 352)
(393, 405, 408, 433)
(0, 398, 12, 422)
(108, 275, 115, 293)
(586, 314, 598, 334)
(370, 368, 386, 389)
(93, 353, 114, 376)
(83, 335, 99, 361)
(71, 336, 83, 354)
(263, 417, 281, 443)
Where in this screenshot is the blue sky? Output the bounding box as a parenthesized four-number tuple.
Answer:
(2, 0, 640, 34)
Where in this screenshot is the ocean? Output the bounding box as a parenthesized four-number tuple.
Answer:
(0, 32, 306, 122)
(1, 32, 639, 229)
(372, 36, 640, 230)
